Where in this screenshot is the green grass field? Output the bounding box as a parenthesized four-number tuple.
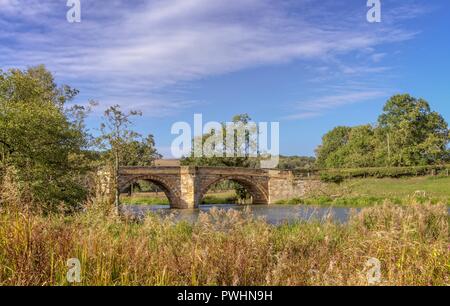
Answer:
(278, 176, 450, 206)
(339, 176, 450, 198)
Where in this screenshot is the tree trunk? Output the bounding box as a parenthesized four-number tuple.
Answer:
(114, 150, 120, 215)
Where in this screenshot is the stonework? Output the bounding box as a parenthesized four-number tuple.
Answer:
(114, 166, 320, 209)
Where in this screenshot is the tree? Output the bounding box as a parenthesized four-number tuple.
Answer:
(182, 113, 259, 168)
(121, 135, 162, 167)
(315, 126, 352, 168)
(182, 114, 259, 201)
(345, 125, 376, 168)
(119, 134, 162, 195)
(0, 65, 92, 211)
(377, 94, 449, 166)
(97, 105, 142, 213)
(315, 94, 449, 169)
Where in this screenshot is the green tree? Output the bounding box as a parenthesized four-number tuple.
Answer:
(182, 113, 259, 168)
(121, 135, 162, 167)
(377, 94, 449, 166)
(0, 65, 92, 211)
(315, 126, 352, 168)
(315, 94, 449, 169)
(182, 114, 259, 201)
(345, 125, 376, 168)
(119, 134, 162, 195)
(97, 105, 142, 213)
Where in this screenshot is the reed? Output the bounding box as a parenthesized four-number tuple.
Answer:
(0, 201, 448, 286)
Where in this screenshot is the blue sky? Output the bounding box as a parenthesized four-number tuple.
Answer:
(1, 0, 449, 157)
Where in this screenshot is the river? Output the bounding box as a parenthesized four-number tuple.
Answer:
(123, 204, 359, 224)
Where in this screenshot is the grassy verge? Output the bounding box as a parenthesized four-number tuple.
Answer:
(276, 195, 450, 207)
(0, 203, 448, 286)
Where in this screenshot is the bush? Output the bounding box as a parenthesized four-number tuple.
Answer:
(320, 173, 344, 183)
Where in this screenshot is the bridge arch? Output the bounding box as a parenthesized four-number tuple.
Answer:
(119, 175, 181, 206)
(197, 175, 269, 205)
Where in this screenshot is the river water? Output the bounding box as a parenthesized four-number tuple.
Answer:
(123, 204, 358, 225)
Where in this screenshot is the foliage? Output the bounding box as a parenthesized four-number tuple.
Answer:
(0, 66, 93, 211)
(316, 94, 450, 168)
(316, 126, 353, 168)
(318, 164, 450, 181)
(182, 114, 260, 200)
(181, 113, 260, 169)
(377, 94, 449, 166)
(233, 183, 252, 202)
(277, 155, 316, 170)
(97, 105, 143, 165)
(96, 105, 163, 210)
(320, 172, 344, 184)
(120, 135, 162, 167)
(96, 105, 140, 210)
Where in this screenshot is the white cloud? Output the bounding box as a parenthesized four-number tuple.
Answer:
(284, 112, 322, 120)
(0, 0, 18, 11)
(285, 90, 388, 120)
(0, 0, 56, 17)
(371, 53, 387, 63)
(0, 0, 425, 116)
(302, 91, 386, 110)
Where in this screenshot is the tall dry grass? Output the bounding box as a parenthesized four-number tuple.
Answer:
(0, 199, 448, 286)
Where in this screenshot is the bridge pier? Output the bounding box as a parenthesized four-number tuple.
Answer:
(177, 166, 197, 209)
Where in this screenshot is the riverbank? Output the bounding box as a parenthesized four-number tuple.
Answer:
(0, 203, 448, 285)
(120, 191, 238, 205)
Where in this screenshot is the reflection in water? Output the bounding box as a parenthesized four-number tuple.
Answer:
(122, 204, 357, 225)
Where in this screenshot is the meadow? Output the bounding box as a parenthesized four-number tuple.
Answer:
(278, 176, 450, 206)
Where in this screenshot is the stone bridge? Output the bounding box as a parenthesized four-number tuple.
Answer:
(117, 166, 319, 209)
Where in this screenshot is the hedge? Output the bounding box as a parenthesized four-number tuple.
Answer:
(291, 164, 450, 182)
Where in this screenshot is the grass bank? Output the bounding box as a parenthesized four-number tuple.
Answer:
(0, 203, 448, 285)
(201, 191, 239, 204)
(278, 176, 450, 207)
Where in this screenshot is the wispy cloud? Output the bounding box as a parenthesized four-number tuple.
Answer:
(285, 89, 388, 120)
(0, 0, 427, 117)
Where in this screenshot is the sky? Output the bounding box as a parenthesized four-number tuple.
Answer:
(1, 0, 449, 157)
